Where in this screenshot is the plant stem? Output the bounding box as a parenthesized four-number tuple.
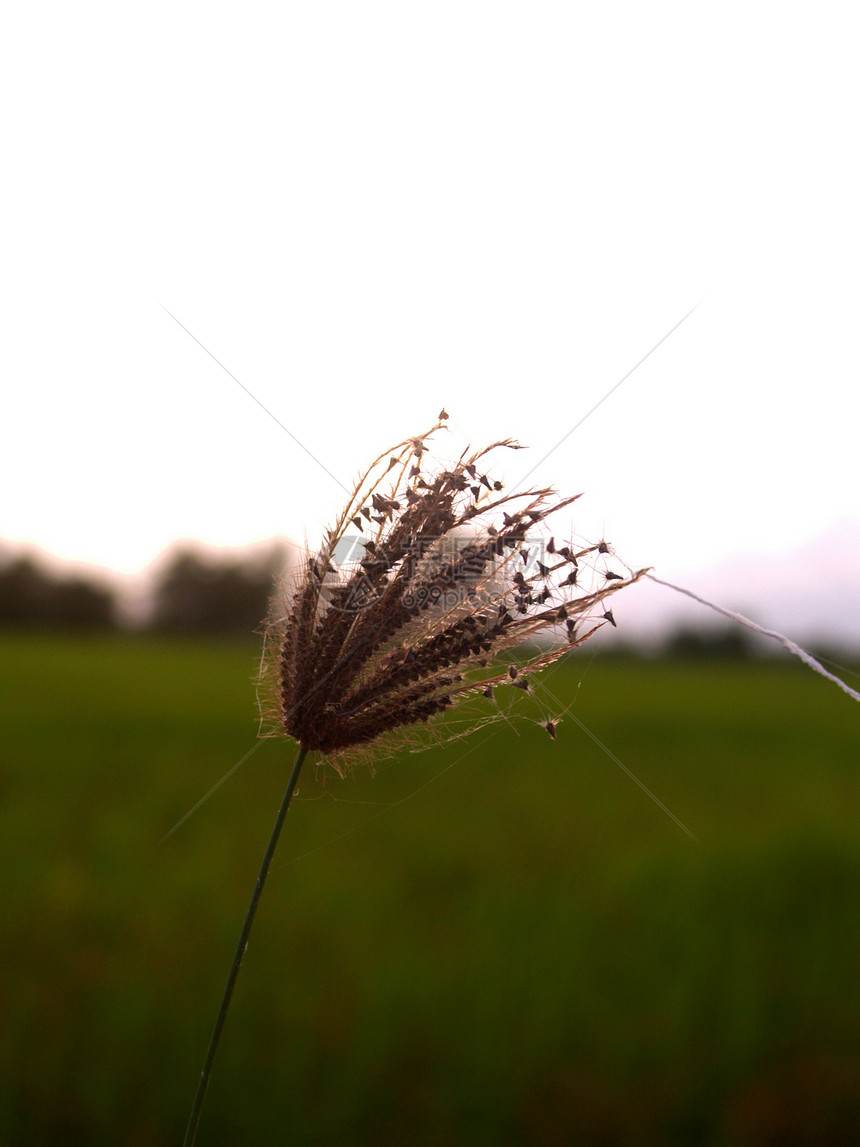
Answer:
(183, 744, 309, 1147)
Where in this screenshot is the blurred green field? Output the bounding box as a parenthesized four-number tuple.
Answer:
(1, 633, 859, 1145)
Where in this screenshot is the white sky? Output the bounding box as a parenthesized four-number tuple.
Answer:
(3, 4, 858, 640)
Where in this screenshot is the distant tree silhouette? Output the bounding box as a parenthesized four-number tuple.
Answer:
(0, 557, 48, 625)
(664, 621, 755, 660)
(150, 543, 288, 635)
(52, 576, 116, 629)
(0, 553, 116, 630)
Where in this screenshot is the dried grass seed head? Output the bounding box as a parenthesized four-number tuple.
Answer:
(262, 418, 647, 766)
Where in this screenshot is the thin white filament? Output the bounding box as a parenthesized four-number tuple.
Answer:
(646, 574, 860, 704)
(160, 740, 265, 842)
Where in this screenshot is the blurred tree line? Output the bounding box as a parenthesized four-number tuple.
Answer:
(0, 543, 289, 635)
(3, 542, 840, 660)
(149, 543, 288, 635)
(0, 554, 116, 630)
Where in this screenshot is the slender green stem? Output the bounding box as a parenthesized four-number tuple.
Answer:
(183, 744, 309, 1147)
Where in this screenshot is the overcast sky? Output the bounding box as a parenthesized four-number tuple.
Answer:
(3, 4, 858, 643)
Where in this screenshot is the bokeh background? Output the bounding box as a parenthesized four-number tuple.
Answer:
(3, 2, 859, 1143)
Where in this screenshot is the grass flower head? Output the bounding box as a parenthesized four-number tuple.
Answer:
(264, 413, 647, 764)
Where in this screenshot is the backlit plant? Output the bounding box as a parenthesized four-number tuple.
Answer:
(183, 412, 646, 1144)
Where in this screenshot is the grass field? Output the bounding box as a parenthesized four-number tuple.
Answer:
(1, 633, 859, 1145)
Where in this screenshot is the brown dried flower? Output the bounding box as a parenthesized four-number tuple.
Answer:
(262, 417, 647, 764)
